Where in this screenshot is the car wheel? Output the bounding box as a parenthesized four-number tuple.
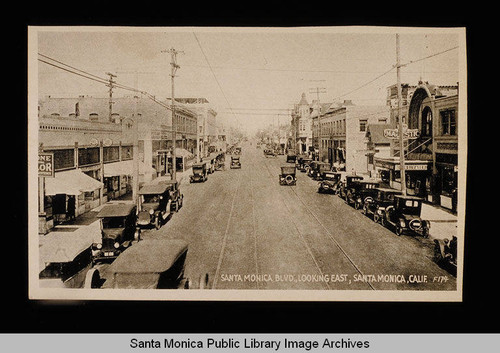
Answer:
(380, 216, 386, 227)
(395, 225, 403, 236)
(373, 213, 380, 223)
(361, 204, 367, 215)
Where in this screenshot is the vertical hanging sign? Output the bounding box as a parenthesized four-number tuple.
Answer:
(38, 152, 55, 178)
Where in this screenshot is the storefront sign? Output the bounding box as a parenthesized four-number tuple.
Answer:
(383, 128, 420, 140)
(38, 152, 54, 177)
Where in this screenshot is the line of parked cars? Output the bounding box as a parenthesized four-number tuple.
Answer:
(298, 162, 456, 275)
(297, 158, 432, 239)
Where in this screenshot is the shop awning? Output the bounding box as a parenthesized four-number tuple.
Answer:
(374, 157, 431, 171)
(103, 160, 155, 177)
(45, 169, 103, 196)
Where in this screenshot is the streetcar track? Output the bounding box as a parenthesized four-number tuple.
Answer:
(258, 158, 331, 290)
(261, 157, 376, 290)
(248, 156, 260, 290)
(212, 167, 243, 289)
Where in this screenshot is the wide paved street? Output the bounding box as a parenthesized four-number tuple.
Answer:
(141, 143, 456, 291)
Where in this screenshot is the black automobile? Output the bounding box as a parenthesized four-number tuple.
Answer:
(307, 161, 318, 178)
(215, 153, 226, 171)
(361, 187, 403, 222)
(279, 166, 297, 186)
(190, 162, 208, 183)
(230, 156, 241, 169)
(137, 180, 183, 230)
(91, 202, 140, 263)
(346, 180, 380, 209)
(99, 239, 203, 289)
(286, 152, 297, 163)
(298, 157, 313, 172)
(264, 149, 276, 158)
(318, 171, 342, 194)
(380, 195, 430, 237)
(434, 236, 457, 276)
(311, 162, 331, 180)
(338, 174, 364, 200)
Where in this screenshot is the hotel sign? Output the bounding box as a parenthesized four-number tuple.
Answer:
(38, 152, 54, 177)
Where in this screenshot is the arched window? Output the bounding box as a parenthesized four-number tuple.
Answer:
(421, 106, 433, 137)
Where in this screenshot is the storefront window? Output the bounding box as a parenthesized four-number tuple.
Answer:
(103, 146, 120, 163)
(78, 147, 100, 166)
(440, 165, 457, 196)
(52, 149, 75, 171)
(121, 145, 133, 160)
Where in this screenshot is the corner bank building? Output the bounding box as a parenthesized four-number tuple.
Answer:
(374, 82, 459, 213)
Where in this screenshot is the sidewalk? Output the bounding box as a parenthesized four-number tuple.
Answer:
(421, 203, 457, 241)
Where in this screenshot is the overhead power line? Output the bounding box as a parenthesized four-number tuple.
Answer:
(38, 53, 173, 111)
(192, 32, 238, 123)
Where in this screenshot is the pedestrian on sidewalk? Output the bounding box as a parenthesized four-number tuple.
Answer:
(67, 195, 76, 221)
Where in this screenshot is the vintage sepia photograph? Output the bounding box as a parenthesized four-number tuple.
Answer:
(27, 26, 467, 301)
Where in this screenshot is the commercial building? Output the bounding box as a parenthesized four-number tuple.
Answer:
(319, 101, 390, 173)
(291, 93, 312, 154)
(374, 82, 459, 212)
(37, 94, 200, 233)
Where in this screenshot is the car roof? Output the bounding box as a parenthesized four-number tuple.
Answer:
(97, 202, 136, 218)
(357, 180, 380, 184)
(138, 182, 173, 195)
(105, 239, 189, 274)
(376, 187, 402, 193)
(395, 195, 423, 200)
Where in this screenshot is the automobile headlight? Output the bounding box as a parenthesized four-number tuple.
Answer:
(149, 209, 154, 215)
(400, 220, 406, 227)
(114, 242, 120, 249)
(96, 243, 102, 249)
(377, 209, 383, 215)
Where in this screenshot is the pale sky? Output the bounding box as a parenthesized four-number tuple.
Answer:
(35, 27, 462, 135)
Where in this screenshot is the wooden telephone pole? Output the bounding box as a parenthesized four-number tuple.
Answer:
(310, 82, 326, 161)
(396, 34, 406, 195)
(162, 48, 184, 182)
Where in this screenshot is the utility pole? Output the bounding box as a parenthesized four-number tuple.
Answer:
(106, 72, 117, 122)
(309, 83, 326, 161)
(162, 48, 184, 182)
(396, 33, 406, 195)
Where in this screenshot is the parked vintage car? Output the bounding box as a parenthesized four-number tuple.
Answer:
(338, 174, 364, 200)
(190, 162, 208, 183)
(434, 236, 457, 276)
(298, 157, 313, 172)
(286, 152, 297, 163)
(345, 180, 380, 209)
(98, 239, 207, 289)
(361, 187, 403, 222)
(307, 161, 318, 177)
(215, 153, 226, 171)
(136, 180, 183, 229)
(264, 149, 276, 158)
(91, 202, 141, 263)
(380, 195, 430, 237)
(318, 171, 342, 194)
(39, 232, 97, 288)
(205, 157, 215, 174)
(279, 165, 297, 186)
(230, 155, 241, 169)
(311, 162, 331, 180)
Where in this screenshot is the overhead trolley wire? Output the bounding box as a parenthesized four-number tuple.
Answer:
(192, 32, 239, 122)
